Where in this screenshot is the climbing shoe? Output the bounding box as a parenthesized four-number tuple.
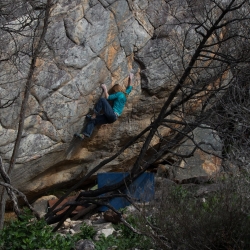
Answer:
(86, 114, 92, 120)
(74, 133, 85, 140)
(86, 114, 96, 120)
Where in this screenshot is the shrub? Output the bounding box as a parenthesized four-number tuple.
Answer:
(94, 215, 152, 250)
(74, 222, 96, 241)
(0, 210, 74, 250)
(0, 209, 151, 250)
(135, 175, 250, 250)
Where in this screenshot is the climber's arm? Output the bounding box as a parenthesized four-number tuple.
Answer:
(128, 72, 134, 87)
(125, 73, 133, 94)
(101, 84, 109, 99)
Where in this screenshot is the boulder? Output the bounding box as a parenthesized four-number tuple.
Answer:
(32, 195, 57, 219)
(174, 126, 222, 182)
(0, 0, 225, 202)
(75, 239, 95, 250)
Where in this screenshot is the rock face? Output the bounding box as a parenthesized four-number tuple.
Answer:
(0, 0, 223, 200)
(173, 126, 222, 182)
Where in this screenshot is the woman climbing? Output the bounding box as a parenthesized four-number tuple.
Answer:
(74, 72, 134, 140)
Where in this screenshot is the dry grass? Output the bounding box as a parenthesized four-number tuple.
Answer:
(4, 211, 17, 226)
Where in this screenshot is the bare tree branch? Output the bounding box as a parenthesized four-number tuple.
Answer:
(0, 0, 54, 228)
(45, 0, 250, 232)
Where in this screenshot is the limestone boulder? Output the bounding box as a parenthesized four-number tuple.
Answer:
(173, 126, 222, 182)
(0, 0, 225, 201)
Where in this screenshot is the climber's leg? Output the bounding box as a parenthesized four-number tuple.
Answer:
(93, 98, 116, 122)
(82, 114, 109, 138)
(74, 133, 85, 140)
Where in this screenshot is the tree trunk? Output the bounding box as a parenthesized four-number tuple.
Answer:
(0, 0, 52, 229)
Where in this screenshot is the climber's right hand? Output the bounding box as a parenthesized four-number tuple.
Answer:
(101, 84, 107, 91)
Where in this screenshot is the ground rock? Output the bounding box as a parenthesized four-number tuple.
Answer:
(94, 227, 115, 241)
(75, 239, 95, 250)
(103, 209, 121, 224)
(154, 177, 176, 188)
(32, 195, 57, 218)
(72, 220, 90, 233)
(195, 183, 221, 197)
(92, 222, 114, 231)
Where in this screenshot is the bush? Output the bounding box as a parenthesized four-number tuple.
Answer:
(0, 210, 74, 250)
(74, 222, 96, 241)
(0, 209, 151, 250)
(94, 215, 152, 250)
(135, 175, 250, 250)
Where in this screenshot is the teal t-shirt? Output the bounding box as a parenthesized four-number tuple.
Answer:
(107, 86, 132, 116)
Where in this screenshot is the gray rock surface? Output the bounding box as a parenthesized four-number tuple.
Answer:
(174, 126, 222, 181)
(0, 0, 225, 200)
(75, 239, 95, 250)
(32, 195, 58, 218)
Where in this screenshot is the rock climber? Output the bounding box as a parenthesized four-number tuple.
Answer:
(74, 72, 134, 140)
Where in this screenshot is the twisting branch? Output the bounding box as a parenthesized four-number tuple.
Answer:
(0, 0, 53, 229)
(8, 0, 53, 175)
(46, 0, 250, 233)
(0, 156, 39, 219)
(0, 181, 39, 219)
